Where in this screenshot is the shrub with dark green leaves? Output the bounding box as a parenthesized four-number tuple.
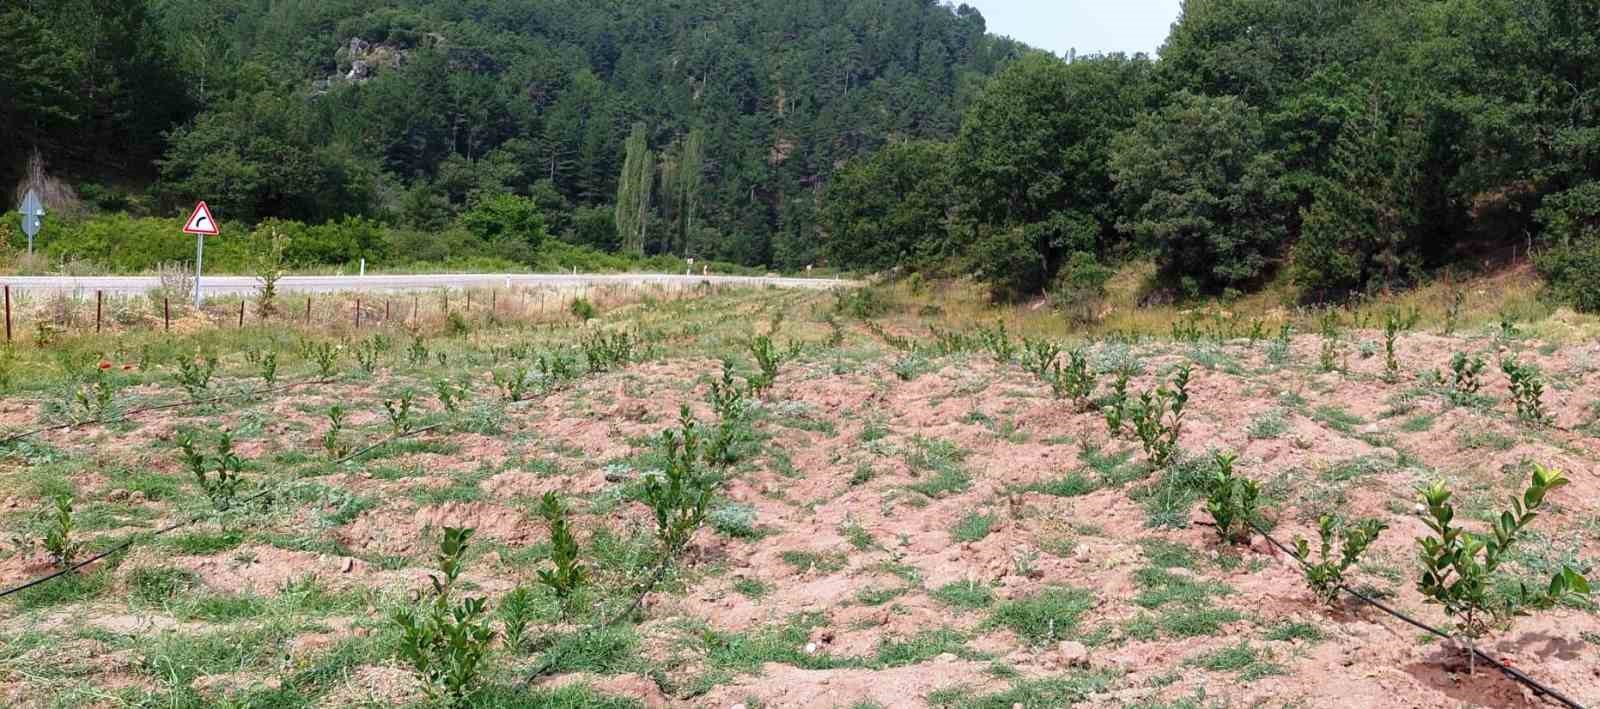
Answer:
(179, 431, 245, 511)
(174, 353, 218, 399)
(394, 527, 496, 706)
(383, 390, 416, 434)
(1417, 465, 1591, 643)
(1130, 365, 1190, 468)
(1292, 515, 1387, 605)
(1450, 352, 1485, 402)
(645, 408, 716, 556)
(1203, 452, 1258, 545)
(43, 495, 80, 568)
(1500, 357, 1547, 424)
(536, 492, 588, 614)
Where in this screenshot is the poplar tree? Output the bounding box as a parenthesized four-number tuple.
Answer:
(614, 123, 653, 256)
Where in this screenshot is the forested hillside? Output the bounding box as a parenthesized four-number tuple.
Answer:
(1, 0, 1020, 269)
(4, 0, 1597, 311)
(825, 0, 1600, 309)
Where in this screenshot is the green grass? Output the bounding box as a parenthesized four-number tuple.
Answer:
(1312, 404, 1364, 434)
(1247, 409, 1290, 439)
(856, 586, 910, 606)
(160, 529, 245, 555)
(988, 587, 1096, 643)
(932, 581, 996, 610)
(1185, 641, 1284, 680)
(537, 625, 645, 675)
(1020, 472, 1099, 497)
(928, 670, 1120, 709)
(905, 437, 972, 498)
(1400, 413, 1438, 432)
(129, 566, 200, 605)
(732, 577, 771, 599)
(951, 512, 998, 542)
(1264, 620, 1325, 642)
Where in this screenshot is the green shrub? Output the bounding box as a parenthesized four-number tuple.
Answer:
(393, 527, 495, 706)
(1500, 357, 1548, 424)
(536, 493, 588, 615)
(644, 408, 716, 556)
(1291, 515, 1386, 605)
(1130, 365, 1190, 468)
(1203, 452, 1259, 545)
(42, 495, 81, 568)
(1416, 465, 1591, 642)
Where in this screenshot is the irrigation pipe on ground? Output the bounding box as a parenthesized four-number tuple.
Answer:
(1246, 519, 1585, 709)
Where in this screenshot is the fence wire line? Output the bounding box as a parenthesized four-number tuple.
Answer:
(1246, 519, 1585, 709)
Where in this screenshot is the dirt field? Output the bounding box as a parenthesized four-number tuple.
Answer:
(0, 286, 1596, 708)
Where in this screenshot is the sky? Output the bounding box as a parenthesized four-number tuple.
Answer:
(958, 0, 1183, 58)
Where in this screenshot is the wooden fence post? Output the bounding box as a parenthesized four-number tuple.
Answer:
(95, 291, 103, 334)
(355, 298, 362, 329)
(3, 285, 10, 343)
(164, 296, 171, 332)
(238, 300, 245, 328)
(305, 296, 312, 324)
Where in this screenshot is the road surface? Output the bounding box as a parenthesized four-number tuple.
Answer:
(0, 273, 853, 298)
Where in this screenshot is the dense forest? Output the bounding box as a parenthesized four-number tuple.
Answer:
(1, 0, 1597, 310)
(825, 0, 1600, 309)
(0, 0, 1019, 270)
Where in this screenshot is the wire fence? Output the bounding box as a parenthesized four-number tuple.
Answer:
(0, 280, 715, 345)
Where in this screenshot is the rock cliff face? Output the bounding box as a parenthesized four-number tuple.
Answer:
(337, 37, 406, 81)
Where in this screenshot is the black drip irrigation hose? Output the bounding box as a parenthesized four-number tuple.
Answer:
(0, 377, 332, 446)
(1246, 520, 1586, 709)
(0, 423, 446, 601)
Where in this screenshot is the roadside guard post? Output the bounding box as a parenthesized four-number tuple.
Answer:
(182, 201, 220, 307)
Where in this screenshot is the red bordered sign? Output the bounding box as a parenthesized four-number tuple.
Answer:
(182, 201, 220, 236)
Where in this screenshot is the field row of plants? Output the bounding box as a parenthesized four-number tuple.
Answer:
(0, 282, 1594, 707)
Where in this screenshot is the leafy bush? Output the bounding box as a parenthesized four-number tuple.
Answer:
(1130, 365, 1191, 468)
(644, 408, 716, 556)
(393, 527, 496, 706)
(42, 495, 80, 568)
(1203, 452, 1259, 545)
(1500, 357, 1547, 424)
(1416, 465, 1591, 641)
(1449, 352, 1485, 402)
(536, 493, 588, 614)
(1536, 238, 1600, 313)
(323, 405, 347, 458)
(179, 431, 245, 511)
(174, 353, 218, 400)
(747, 335, 783, 397)
(1110, 92, 1294, 296)
(1049, 251, 1114, 324)
(383, 390, 416, 434)
(1291, 515, 1387, 605)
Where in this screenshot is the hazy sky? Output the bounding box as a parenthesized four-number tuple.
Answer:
(959, 0, 1183, 58)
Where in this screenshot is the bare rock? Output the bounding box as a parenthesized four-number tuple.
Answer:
(1056, 640, 1090, 668)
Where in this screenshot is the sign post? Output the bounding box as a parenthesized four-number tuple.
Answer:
(19, 189, 43, 256)
(182, 201, 219, 308)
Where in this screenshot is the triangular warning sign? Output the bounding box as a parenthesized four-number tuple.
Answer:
(183, 201, 220, 235)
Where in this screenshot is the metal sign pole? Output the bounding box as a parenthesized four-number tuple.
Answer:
(194, 231, 204, 308)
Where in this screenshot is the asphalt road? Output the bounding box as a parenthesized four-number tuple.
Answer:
(0, 273, 853, 298)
